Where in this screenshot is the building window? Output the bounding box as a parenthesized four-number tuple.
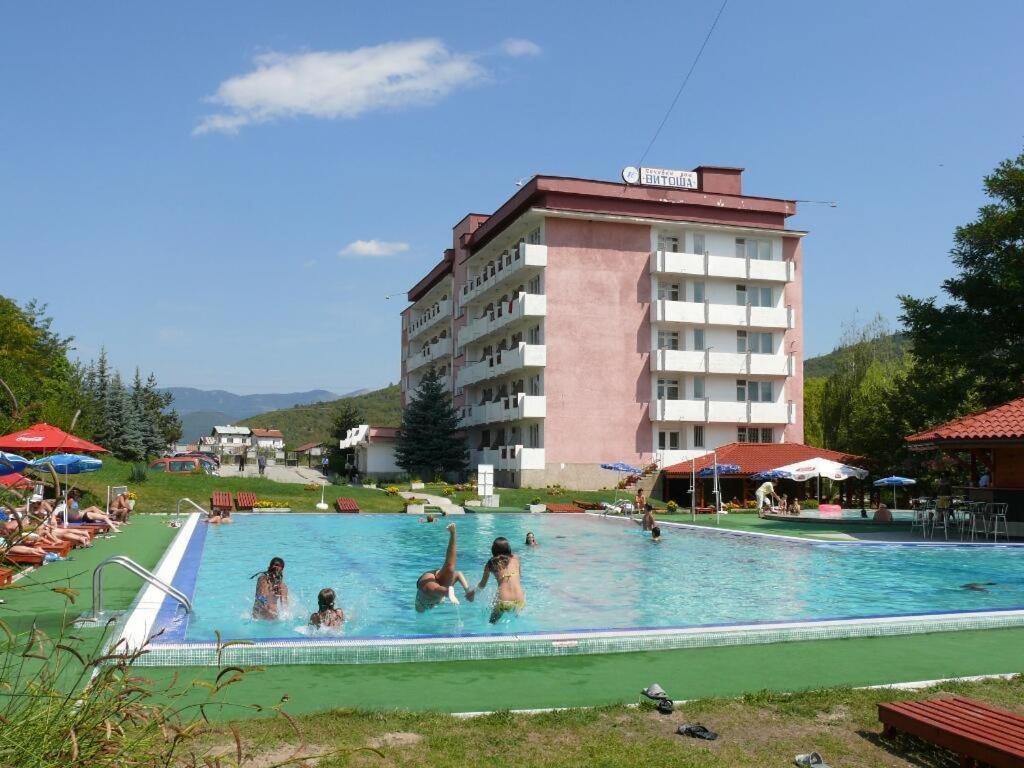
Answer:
(738, 331, 774, 353)
(657, 330, 680, 351)
(737, 380, 773, 402)
(658, 234, 680, 253)
(693, 425, 705, 448)
(736, 379, 746, 402)
(692, 281, 705, 303)
(658, 431, 680, 450)
(529, 374, 541, 396)
(691, 232, 706, 255)
(761, 427, 774, 443)
(657, 281, 681, 301)
(528, 325, 541, 344)
(692, 376, 706, 399)
(751, 286, 773, 307)
(528, 423, 541, 448)
(657, 379, 680, 400)
(527, 275, 542, 294)
(735, 237, 772, 260)
(736, 284, 747, 306)
(736, 330, 748, 354)
(527, 227, 542, 245)
(693, 328, 705, 351)
(737, 427, 774, 443)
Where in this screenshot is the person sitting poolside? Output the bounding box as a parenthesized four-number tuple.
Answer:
(309, 587, 345, 629)
(109, 493, 132, 523)
(251, 557, 289, 620)
(477, 536, 525, 623)
(651, 525, 662, 543)
(788, 500, 801, 515)
(873, 503, 893, 523)
(62, 490, 122, 533)
(416, 523, 475, 612)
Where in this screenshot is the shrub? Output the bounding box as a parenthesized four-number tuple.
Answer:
(531, 497, 541, 505)
(440, 486, 453, 496)
(800, 498, 819, 509)
(303, 482, 320, 491)
(745, 500, 758, 509)
(545, 484, 565, 496)
(666, 500, 678, 512)
(410, 476, 422, 484)
(127, 462, 148, 483)
(384, 485, 400, 496)
(363, 476, 377, 486)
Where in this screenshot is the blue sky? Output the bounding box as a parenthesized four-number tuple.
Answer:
(2, 1, 1021, 394)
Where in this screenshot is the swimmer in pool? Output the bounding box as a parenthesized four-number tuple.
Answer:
(252, 557, 289, 620)
(525, 531, 538, 547)
(309, 587, 345, 628)
(638, 504, 656, 532)
(416, 523, 475, 611)
(477, 536, 526, 623)
(651, 525, 662, 543)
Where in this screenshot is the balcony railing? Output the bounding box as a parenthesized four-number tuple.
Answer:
(470, 445, 545, 471)
(458, 292, 546, 347)
(407, 299, 452, 341)
(405, 337, 452, 372)
(456, 343, 546, 389)
(462, 394, 545, 427)
(651, 250, 794, 283)
(649, 398, 790, 424)
(651, 349, 794, 376)
(653, 300, 792, 330)
(461, 244, 547, 307)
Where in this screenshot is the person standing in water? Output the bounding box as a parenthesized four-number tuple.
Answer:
(525, 531, 538, 547)
(252, 557, 289, 619)
(477, 537, 525, 623)
(309, 587, 344, 628)
(416, 523, 475, 611)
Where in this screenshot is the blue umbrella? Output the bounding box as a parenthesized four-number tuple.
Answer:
(697, 463, 741, 478)
(0, 452, 30, 476)
(751, 469, 791, 482)
(873, 475, 916, 508)
(30, 453, 103, 474)
(600, 462, 642, 474)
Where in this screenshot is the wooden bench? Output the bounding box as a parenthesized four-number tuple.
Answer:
(879, 696, 1024, 768)
(335, 497, 361, 513)
(546, 503, 584, 513)
(235, 491, 258, 510)
(211, 491, 233, 513)
(2, 550, 45, 566)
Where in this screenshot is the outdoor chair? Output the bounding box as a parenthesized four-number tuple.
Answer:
(931, 503, 950, 540)
(988, 502, 1009, 542)
(911, 503, 932, 537)
(210, 491, 233, 514)
(1, 550, 45, 566)
(335, 497, 361, 513)
(235, 492, 257, 510)
(968, 502, 991, 542)
(546, 503, 585, 513)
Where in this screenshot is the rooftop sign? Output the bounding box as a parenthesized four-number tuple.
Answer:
(622, 166, 698, 190)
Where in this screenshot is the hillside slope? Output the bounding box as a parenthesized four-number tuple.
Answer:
(241, 384, 401, 447)
(161, 387, 341, 420)
(804, 333, 909, 379)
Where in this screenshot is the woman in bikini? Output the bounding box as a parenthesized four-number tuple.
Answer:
(477, 536, 525, 623)
(415, 523, 475, 611)
(309, 587, 344, 629)
(252, 557, 289, 620)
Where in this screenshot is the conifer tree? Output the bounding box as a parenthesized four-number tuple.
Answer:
(394, 367, 466, 479)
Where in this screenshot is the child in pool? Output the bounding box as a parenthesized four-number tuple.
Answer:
(252, 557, 289, 620)
(477, 537, 526, 623)
(309, 587, 345, 628)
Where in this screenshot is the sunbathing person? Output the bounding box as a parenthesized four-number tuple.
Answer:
(63, 490, 122, 533)
(309, 587, 345, 629)
(477, 537, 525, 623)
(416, 523, 475, 611)
(109, 493, 132, 523)
(252, 557, 289, 620)
(0, 521, 53, 559)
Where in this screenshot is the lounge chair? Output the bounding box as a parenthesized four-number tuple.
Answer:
(210, 491, 233, 514)
(879, 696, 1024, 767)
(335, 497, 361, 513)
(546, 503, 584, 513)
(38, 541, 73, 558)
(0, 567, 12, 587)
(235, 491, 257, 510)
(572, 499, 604, 510)
(2, 550, 45, 566)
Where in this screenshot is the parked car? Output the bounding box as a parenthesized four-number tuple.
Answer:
(174, 451, 220, 467)
(150, 457, 219, 475)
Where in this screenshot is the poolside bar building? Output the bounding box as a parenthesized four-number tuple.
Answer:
(400, 166, 808, 489)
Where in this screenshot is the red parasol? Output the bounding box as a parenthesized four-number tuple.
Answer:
(0, 423, 108, 453)
(0, 472, 32, 489)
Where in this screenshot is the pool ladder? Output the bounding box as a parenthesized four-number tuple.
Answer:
(78, 555, 192, 624)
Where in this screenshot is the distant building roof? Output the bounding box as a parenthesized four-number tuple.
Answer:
(368, 426, 399, 440)
(663, 442, 865, 477)
(295, 441, 324, 452)
(251, 428, 284, 439)
(906, 396, 1024, 444)
(212, 425, 251, 436)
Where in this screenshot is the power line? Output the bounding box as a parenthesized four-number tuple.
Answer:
(636, 0, 730, 169)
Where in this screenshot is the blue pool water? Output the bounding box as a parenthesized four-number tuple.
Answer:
(172, 514, 1024, 642)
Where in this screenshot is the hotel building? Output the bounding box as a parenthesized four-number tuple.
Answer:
(400, 166, 805, 489)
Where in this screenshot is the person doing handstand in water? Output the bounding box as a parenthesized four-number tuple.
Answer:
(415, 523, 475, 611)
(477, 536, 526, 623)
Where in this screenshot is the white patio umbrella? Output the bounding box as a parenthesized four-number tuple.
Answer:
(771, 457, 869, 504)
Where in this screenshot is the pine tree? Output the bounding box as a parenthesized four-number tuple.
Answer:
(92, 348, 115, 448)
(394, 366, 466, 480)
(131, 368, 161, 458)
(144, 372, 181, 448)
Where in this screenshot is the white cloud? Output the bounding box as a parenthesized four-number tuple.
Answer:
(500, 38, 542, 58)
(338, 239, 410, 258)
(194, 39, 486, 135)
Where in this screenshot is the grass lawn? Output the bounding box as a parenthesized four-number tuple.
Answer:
(66, 457, 405, 513)
(185, 675, 1024, 767)
(655, 512, 914, 539)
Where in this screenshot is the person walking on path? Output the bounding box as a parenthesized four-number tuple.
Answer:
(257, 454, 267, 476)
(238, 449, 247, 473)
(321, 455, 329, 476)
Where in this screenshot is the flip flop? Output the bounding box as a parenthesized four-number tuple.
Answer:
(656, 698, 674, 715)
(641, 683, 668, 701)
(794, 752, 829, 767)
(677, 724, 718, 741)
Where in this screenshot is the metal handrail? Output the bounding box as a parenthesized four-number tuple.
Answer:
(90, 555, 192, 619)
(176, 497, 207, 516)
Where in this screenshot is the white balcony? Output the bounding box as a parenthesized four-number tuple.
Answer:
(651, 250, 794, 283)
(458, 293, 546, 347)
(471, 445, 545, 471)
(462, 394, 546, 427)
(651, 349, 794, 377)
(652, 300, 705, 325)
(649, 399, 706, 422)
(749, 305, 793, 329)
(407, 299, 452, 341)
(405, 337, 452, 373)
(750, 401, 792, 424)
(456, 343, 546, 388)
(707, 401, 748, 423)
(650, 398, 791, 425)
(461, 244, 547, 307)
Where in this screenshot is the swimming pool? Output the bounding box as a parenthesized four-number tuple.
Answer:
(128, 513, 1024, 666)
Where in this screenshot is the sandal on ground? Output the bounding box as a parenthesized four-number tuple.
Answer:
(794, 752, 829, 767)
(656, 698, 674, 714)
(641, 683, 668, 701)
(677, 724, 718, 740)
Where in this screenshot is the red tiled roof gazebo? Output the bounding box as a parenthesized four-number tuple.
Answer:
(907, 396, 1024, 537)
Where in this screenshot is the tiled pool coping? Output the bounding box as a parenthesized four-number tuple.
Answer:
(117, 512, 1024, 667)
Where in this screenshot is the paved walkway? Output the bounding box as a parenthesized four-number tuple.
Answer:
(399, 490, 464, 515)
(222, 462, 329, 485)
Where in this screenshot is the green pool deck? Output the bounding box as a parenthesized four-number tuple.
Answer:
(3, 514, 1022, 720)
(655, 512, 915, 539)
